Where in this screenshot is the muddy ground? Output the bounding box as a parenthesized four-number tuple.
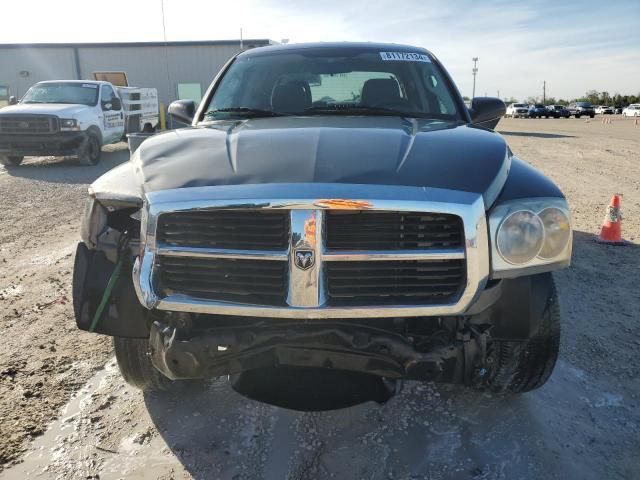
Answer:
(0, 117, 638, 479)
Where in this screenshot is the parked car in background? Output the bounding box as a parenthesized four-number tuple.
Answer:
(505, 103, 529, 118)
(622, 104, 640, 117)
(595, 105, 614, 114)
(528, 104, 549, 118)
(567, 102, 595, 118)
(614, 106, 624, 114)
(0, 80, 158, 167)
(546, 105, 570, 118)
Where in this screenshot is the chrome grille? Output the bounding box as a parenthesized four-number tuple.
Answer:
(157, 210, 289, 250)
(135, 184, 489, 318)
(325, 211, 463, 250)
(326, 259, 465, 306)
(0, 115, 58, 134)
(157, 256, 288, 306)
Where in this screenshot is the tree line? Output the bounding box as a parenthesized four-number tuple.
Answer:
(503, 90, 640, 107)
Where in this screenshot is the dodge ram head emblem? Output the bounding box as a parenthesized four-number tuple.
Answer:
(294, 250, 315, 270)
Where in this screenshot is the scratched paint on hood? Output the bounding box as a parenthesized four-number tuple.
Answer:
(130, 116, 510, 205)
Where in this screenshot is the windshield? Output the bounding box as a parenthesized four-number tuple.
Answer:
(577, 102, 592, 107)
(203, 50, 460, 121)
(514, 104, 526, 108)
(21, 82, 99, 106)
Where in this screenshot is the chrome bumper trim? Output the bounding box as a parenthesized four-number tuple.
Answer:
(156, 245, 465, 262)
(321, 249, 465, 262)
(154, 294, 464, 319)
(156, 245, 289, 261)
(133, 183, 490, 318)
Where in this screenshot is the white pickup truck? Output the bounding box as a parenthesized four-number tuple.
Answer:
(0, 80, 158, 166)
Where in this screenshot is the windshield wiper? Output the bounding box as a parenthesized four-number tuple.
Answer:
(205, 107, 287, 118)
(305, 105, 436, 119)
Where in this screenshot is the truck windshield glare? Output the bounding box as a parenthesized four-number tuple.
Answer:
(22, 83, 99, 106)
(205, 51, 461, 120)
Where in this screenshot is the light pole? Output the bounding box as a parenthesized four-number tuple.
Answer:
(472, 57, 479, 99)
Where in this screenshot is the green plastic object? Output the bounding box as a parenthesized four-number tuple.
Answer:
(88, 256, 123, 333)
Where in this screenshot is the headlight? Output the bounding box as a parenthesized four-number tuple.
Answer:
(489, 198, 572, 278)
(60, 118, 79, 131)
(497, 210, 544, 264)
(538, 207, 571, 259)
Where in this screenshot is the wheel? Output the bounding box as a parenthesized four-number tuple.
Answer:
(78, 131, 102, 166)
(575, 114, 581, 118)
(113, 337, 172, 391)
(481, 277, 560, 395)
(590, 114, 595, 119)
(0, 155, 24, 167)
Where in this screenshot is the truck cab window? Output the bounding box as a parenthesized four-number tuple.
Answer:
(101, 85, 120, 110)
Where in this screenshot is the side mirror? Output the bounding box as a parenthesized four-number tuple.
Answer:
(468, 97, 506, 130)
(111, 98, 122, 111)
(168, 100, 196, 124)
(9, 96, 17, 105)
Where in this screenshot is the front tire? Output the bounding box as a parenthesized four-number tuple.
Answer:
(0, 155, 24, 167)
(113, 337, 172, 391)
(78, 131, 102, 166)
(481, 278, 560, 395)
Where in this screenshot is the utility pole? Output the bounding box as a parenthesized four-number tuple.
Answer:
(543, 81, 546, 105)
(472, 57, 478, 99)
(497, 89, 500, 99)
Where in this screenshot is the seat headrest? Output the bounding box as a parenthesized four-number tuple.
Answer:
(271, 81, 311, 113)
(361, 78, 401, 105)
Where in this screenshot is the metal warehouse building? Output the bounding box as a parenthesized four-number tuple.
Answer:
(0, 39, 273, 107)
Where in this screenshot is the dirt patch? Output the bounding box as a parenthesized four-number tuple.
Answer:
(0, 147, 128, 470)
(0, 122, 639, 479)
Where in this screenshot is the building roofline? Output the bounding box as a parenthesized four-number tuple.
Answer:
(0, 39, 274, 49)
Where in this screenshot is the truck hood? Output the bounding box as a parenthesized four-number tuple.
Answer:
(0, 103, 88, 117)
(134, 116, 511, 206)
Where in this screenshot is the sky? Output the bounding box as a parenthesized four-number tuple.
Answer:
(1, 0, 638, 100)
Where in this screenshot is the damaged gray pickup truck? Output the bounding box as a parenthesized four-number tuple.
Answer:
(73, 43, 572, 409)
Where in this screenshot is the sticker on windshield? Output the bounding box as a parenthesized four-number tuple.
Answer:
(82, 84, 98, 88)
(380, 52, 431, 62)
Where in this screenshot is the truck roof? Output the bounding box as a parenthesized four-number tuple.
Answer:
(36, 80, 110, 86)
(239, 41, 432, 58)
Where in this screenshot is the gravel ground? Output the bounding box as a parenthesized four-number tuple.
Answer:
(0, 117, 638, 479)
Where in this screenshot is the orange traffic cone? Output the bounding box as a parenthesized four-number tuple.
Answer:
(596, 194, 625, 245)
